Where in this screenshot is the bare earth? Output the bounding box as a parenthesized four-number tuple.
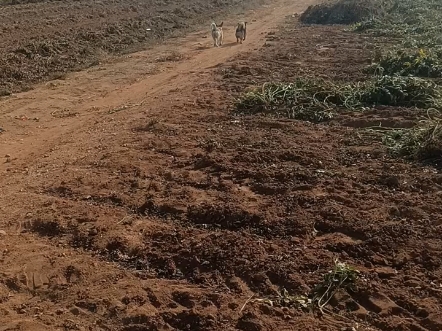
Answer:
(1, 0, 442, 330)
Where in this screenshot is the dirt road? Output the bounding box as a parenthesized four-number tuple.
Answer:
(0, 0, 306, 168)
(0, 0, 324, 330)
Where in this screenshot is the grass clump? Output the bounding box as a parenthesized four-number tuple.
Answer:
(383, 111, 442, 161)
(300, 0, 383, 25)
(367, 49, 442, 78)
(235, 76, 442, 122)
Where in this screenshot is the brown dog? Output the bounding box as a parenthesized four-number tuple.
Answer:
(235, 21, 247, 44)
(211, 21, 224, 47)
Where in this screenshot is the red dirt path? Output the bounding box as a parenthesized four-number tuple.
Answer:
(1, 0, 442, 330)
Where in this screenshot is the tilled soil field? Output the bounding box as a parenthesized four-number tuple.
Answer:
(1, 0, 442, 330)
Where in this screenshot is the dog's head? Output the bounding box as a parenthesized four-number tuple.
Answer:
(216, 21, 223, 29)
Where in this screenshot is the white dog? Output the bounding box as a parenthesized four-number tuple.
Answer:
(211, 21, 223, 47)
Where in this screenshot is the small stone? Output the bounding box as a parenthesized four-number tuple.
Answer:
(404, 279, 421, 288)
(259, 303, 272, 315)
(388, 206, 400, 216)
(375, 267, 397, 279)
(207, 314, 216, 321)
(381, 175, 400, 187)
(5, 154, 10, 158)
(55, 308, 66, 315)
(168, 302, 178, 309)
(69, 307, 80, 316)
(0, 230, 6, 235)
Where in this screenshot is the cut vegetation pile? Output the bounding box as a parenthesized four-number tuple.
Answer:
(236, 0, 442, 162)
(299, 0, 382, 25)
(357, 0, 442, 161)
(383, 110, 442, 161)
(235, 76, 442, 122)
(367, 49, 442, 78)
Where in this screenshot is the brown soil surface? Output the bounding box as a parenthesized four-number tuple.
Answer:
(0, 0, 265, 94)
(1, 0, 442, 331)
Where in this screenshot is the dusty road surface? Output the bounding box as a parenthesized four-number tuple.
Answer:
(0, 0, 269, 93)
(2, 0, 442, 330)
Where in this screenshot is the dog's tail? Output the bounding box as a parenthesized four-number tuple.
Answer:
(243, 22, 247, 40)
(210, 22, 217, 32)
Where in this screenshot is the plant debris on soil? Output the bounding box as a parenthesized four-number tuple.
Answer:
(262, 0, 442, 163)
(367, 48, 442, 78)
(382, 109, 442, 161)
(300, 0, 382, 25)
(245, 260, 360, 313)
(353, 0, 442, 162)
(235, 75, 442, 121)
